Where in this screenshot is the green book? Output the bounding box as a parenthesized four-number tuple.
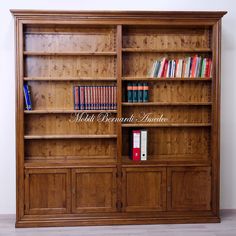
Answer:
(127, 83, 133, 102)
(143, 82, 149, 102)
(133, 82, 138, 102)
(138, 82, 143, 102)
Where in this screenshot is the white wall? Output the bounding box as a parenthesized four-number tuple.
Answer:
(0, 0, 235, 214)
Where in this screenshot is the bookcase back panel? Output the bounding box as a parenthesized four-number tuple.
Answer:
(24, 27, 116, 52)
(25, 139, 117, 161)
(122, 52, 211, 77)
(27, 81, 116, 109)
(149, 82, 211, 102)
(122, 106, 211, 124)
(122, 127, 210, 161)
(25, 56, 116, 77)
(25, 114, 117, 135)
(123, 27, 211, 50)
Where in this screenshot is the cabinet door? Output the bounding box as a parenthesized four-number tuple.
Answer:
(122, 167, 166, 212)
(24, 168, 71, 215)
(167, 167, 211, 211)
(72, 167, 117, 213)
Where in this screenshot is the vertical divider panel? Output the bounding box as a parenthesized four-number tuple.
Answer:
(16, 20, 25, 220)
(116, 25, 123, 211)
(211, 20, 221, 217)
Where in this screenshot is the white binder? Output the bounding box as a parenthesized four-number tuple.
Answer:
(140, 130, 147, 161)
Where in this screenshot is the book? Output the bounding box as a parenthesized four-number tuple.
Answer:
(23, 84, 32, 110)
(132, 130, 141, 161)
(138, 82, 143, 102)
(140, 130, 148, 161)
(73, 86, 79, 110)
(127, 83, 133, 102)
(143, 83, 149, 102)
(114, 86, 117, 110)
(133, 83, 138, 102)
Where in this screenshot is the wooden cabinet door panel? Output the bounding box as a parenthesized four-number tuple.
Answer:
(167, 167, 211, 211)
(24, 168, 71, 215)
(122, 167, 166, 212)
(72, 167, 117, 213)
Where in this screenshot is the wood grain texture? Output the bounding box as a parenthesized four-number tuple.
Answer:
(12, 10, 225, 227)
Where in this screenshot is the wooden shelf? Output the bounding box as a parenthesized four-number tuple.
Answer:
(24, 77, 117, 81)
(122, 77, 212, 81)
(24, 109, 117, 114)
(122, 102, 212, 106)
(122, 123, 212, 127)
(24, 134, 118, 139)
(23, 51, 117, 56)
(122, 48, 212, 53)
(122, 155, 210, 166)
(24, 160, 117, 168)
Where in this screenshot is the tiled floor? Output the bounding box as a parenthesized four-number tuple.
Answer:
(0, 211, 235, 236)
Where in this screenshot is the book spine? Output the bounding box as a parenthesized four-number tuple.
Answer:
(154, 61, 160, 77)
(132, 82, 138, 102)
(163, 60, 168, 78)
(127, 82, 133, 102)
(140, 130, 148, 161)
(73, 86, 79, 110)
(143, 83, 149, 102)
(114, 86, 117, 110)
(23, 84, 32, 110)
(137, 82, 143, 102)
(85, 86, 88, 110)
(132, 130, 141, 161)
(26, 85, 32, 110)
(98, 86, 100, 110)
(91, 86, 94, 110)
(94, 86, 96, 110)
(79, 86, 83, 110)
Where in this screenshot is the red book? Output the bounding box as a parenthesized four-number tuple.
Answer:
(162, 60, 168, 78)
(132, 130, 141, 161)
(190, 55, 198, 78)
(74, 86, 79, 110)
(205, 58, 209, 77)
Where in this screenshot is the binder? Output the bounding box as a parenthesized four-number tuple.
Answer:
(132, 130, 141, 161)
(140, 130, 147, 161)
(143, 83, 149, 102)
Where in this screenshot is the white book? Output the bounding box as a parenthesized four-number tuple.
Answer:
(171, 60, 176, 78)
(150, 61, 157, 77)
(177, 59, 183, 78)
(157, 58, 166, 78)
(140, 130, 148, 161)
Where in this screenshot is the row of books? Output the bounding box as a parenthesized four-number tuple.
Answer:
(74, 86, 117, 110)
(130, 130, 148, 161)
(149, 56, 212, 78)
(23, 84, 32, 110)
(126, 82, 149, 103)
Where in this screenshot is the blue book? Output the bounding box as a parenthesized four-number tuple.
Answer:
(23, 84, 32, 110)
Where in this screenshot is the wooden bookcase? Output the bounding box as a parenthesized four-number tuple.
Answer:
(12, 10, 226, 227)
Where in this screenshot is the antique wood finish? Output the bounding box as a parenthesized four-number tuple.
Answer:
(24, 168, 71, 215)
(122, 167, 166, 212)
(167, 167, 211, 211)
(12, 10, 226, 227)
